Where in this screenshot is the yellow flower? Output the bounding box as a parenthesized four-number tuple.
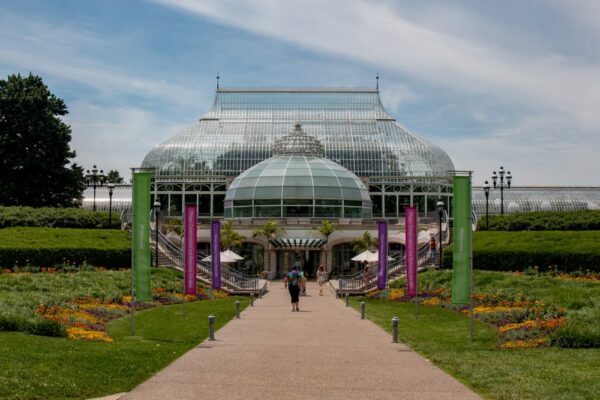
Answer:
(422, 297, 442, 306)
(66, 327, 113, 343)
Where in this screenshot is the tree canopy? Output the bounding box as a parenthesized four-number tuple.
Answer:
(106, 170, 124, 184)
(0, 73, 85, 207)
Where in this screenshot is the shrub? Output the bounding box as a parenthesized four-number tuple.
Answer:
(0, 206, 120, 229)
(551, 321, 600, 348)
(442, 231, 600, 273)
(0, 228, 130, 269)
(479, 210, 600, 231)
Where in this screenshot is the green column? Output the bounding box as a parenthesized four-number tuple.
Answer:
(133, 171, 152, 301)
(452, 175, 472, 304)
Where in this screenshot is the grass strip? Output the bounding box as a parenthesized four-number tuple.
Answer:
(360, 270, 600, 399)
(0, 297, 248, 400)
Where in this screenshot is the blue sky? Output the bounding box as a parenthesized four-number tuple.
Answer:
(1, 0, 599, 185)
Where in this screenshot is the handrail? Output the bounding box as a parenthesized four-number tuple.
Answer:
(154, 230, 260, 293)
(337, 242, 430, 294)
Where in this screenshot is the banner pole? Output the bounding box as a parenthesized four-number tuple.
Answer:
(130, 168, 136, 336)
(469, 173, 474, 341)
(182, 205, 186, 319)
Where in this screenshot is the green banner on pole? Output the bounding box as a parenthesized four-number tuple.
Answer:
(133, 171, 152, 302)
(452, 175, 472, 304)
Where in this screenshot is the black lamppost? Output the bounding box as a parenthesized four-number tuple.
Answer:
(483, 180, 490, 230)
(153, 201, 161, 268)
(85, 165, 106, 211)
(437, 200, 445, 269)
(491, 166, 512, 215)
(107, 183, 115, 228)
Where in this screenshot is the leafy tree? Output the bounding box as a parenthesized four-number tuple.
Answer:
(106, 170, 124, 184)
(317, 220, 336, 269)
(220, 220, 245, 250)
(253, 220, 284, 275)
(351, 230, 378, 253)
(0, 73, 84, 207)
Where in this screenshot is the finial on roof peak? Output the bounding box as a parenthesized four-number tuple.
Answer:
(216, 73, 220, 90)
(273, 122, 323, 156)
(376, 73, 379, 90)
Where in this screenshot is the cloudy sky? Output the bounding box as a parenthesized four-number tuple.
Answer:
(1, 0, 599, 185)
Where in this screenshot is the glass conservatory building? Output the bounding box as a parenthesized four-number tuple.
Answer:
(141, 87, 455, 219)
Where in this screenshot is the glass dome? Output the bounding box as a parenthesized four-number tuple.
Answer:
(225, 125, 372, 219)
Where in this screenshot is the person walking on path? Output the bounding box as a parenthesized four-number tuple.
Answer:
(362, 262, 371, 288)
(317, 265, 327, 296)
(284, 267, 302, 311)
(428, 236, 437, 264)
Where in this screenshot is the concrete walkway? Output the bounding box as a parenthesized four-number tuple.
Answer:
(120, 282, 480, 400)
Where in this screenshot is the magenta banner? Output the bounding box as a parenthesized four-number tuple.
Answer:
(184, 205, 197, 295)
(377, 220, 388, 290)
(405, 206, 418, 297)
(211, 220, 221, 289)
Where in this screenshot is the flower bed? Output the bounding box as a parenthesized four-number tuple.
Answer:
(369, 288, 567, 349)
(35, 287, 226, 343)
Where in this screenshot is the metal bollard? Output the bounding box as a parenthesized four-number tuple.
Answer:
(250, 293, 254, 306)
(392, 317, 399, 343)
(345, 293, 349, 307)
(360, 301, 365, 319)
(235, 301, 240, 319)
(208, 315, 216, 341)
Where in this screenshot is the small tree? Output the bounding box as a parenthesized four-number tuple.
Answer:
(317, 220, 336, 270)
(106, 170, 124, 183)
(253, 220, 284, 276)
(351, 231, 377, 254)
(221, 220, 245, 250)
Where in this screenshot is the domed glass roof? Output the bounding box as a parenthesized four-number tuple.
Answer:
(224, 154, 372, 219)
(225, 124, 372, 218)
(226, 154, 371, 202)
(141, 88, 454, 178)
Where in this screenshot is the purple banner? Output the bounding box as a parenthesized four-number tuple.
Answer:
(211, 220, 221, 289)
(377, 221, 388, 290)
(405, 207, 418, 297)
(184, 205, 197, 295)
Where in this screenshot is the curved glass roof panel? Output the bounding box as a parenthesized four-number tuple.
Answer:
(225, 154, 371, 203)
(141, 88, 454, 179)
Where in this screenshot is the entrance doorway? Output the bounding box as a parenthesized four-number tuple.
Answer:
(276, 250, 321, 279)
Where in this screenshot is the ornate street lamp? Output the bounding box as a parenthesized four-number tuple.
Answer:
(483, 180, 490, 230)
(107, 183, 115, 228)
(153, 201, 161, 268)
(437, 200, 445, 269)
(85, 165, 106, 212)
(491, 166, 512, 215)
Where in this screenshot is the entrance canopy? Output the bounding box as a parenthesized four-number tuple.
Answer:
(269, 238, 326, 249)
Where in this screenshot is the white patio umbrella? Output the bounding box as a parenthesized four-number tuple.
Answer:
(201, 252, 238, 263)
(418, 230, 433, 243)
(222, 249, 244, 261)
(351, 250, 378, 263)
(372, 250, 395, 262)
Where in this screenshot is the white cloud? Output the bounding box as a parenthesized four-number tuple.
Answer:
(66, 102, 188, 178)
(0, 13, 200, 109)
(152, 0, 600, 184)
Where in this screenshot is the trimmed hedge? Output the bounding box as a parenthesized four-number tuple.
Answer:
(442, 231, 600, 273)
(479, 210, 600, 231)
(0, 228, 130, 269)
(0, 206, 120, 229)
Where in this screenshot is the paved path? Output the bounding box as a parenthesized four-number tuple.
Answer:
(120, 282, 480, 400)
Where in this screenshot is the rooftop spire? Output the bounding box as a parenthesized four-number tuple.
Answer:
(376, 73, 379, 90)
(216, 73, 220, 90)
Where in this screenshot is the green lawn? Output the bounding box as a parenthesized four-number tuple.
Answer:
(0, 227, 130, 269)
(361, 270, 600, 399)
(0, 297, 247, 400)
(0, 268, 183, 334)
(442, 231, 600, 272)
